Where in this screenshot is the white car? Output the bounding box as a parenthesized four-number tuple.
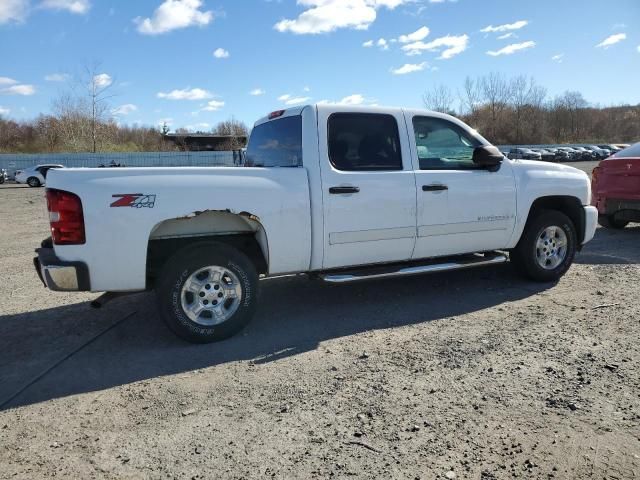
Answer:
(34, 104, 598, 343)
(15, 164, 64, 187)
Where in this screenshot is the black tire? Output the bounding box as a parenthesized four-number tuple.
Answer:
(27, 177, 41, 187)
(156, 242, 259, 343)
(510, 210, 577, 282)
(598, 214, 628, 230)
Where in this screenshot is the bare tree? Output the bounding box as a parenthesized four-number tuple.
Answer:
(423, 84, 455, 114)
(212, 117, 249, 150)
(480, 72, 512, 141)
(459, 76, 483, 126)
(82, 62, 116, 153)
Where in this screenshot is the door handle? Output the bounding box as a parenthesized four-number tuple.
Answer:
(329, 186, 360, 194)
(422, 184, 448, 192)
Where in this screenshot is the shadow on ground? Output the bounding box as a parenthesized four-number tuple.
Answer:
(1, 265, 546, 410)
(0, 224, 637, 410)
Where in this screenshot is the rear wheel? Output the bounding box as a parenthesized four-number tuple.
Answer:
(156, 242, 259, 343)
(511, 210, 577, 282)
(27, 177, 41, 187)
(598, 214, 628, 230)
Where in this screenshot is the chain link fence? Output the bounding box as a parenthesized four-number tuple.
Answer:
(0, 151, 243, 178)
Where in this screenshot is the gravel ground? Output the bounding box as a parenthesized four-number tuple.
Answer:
(1, 162, 639, 479)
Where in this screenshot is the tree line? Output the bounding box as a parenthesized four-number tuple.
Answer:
(1, 71, 637, 154)
(424, 73, 639, 145)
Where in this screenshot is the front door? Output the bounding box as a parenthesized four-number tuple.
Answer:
(318, 109, 417, 269)
(407, 113, 517, 259)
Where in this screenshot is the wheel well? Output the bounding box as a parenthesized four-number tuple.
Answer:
(526, 196, 585, 242)
(146, 234, 268, 288)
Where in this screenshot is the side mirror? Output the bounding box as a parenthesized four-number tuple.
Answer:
(473, 145, 504, 170)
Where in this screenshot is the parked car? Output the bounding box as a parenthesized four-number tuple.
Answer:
(592, 142, 640, 229)
(597, 144, 621, 155)
(571, 147, 596, 161)
(507, 147, 542, 161)
(551, 148, 570, 162)
(0, 168, 7, 184)
(555, 147, 581, 161)
(529, 148, 556, 162)
(15, 164, 64, 187)
(34, 104, 598, 343)
(582, 145, 608, 160)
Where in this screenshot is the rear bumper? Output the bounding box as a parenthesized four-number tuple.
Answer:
(582, 206, 598, 245)
(34, 244, 90, 292)
(604, 198, 640, 219)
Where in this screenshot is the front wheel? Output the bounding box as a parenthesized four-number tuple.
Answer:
(510, 210, 577, 282)
(598, 214, 628, 230)
(27, 177, 41, 187)
(156, 242, 259, 343)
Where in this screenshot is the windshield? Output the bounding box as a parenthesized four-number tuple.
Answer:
(245, 116, 302, 167)
(613, 142, 640, 158)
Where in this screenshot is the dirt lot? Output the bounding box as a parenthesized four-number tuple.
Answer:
(1, 163, 639, 479)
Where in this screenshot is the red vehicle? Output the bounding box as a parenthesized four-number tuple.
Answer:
(591, 142, 640, 229)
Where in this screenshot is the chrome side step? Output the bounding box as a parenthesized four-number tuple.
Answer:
(319, 252, 508, 284)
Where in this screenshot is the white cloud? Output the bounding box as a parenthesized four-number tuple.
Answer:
(487, 40, 536, 56)
(93, 73, 112, 88)
(377, 38, 388, 50)
(0, 106, 10, 116)
(202, 99, 225, 111)
(112, 104, 138, 115)
(278, 94, 291, 101)
(274, 0, 408, 35)
(637, 45, 640, 53)
(157, 87, 213, 100)
(303, 86, 311, 92)
(402, 34, 469, 59)
(0, 77, 18, 85)
(41, 0, 90, 14)
(0, 0, 28, 24)
(398, 26, 429, 43)
(391, 62, 427, 75)
(283, 96, 311, 106)
(45, 73, 70, 82)
(595, 33, 626, 48)
(497, 32, 514, 40)
(481, 20, 528, 33)
(1, 84, 36, 95)
(213, 47, 229, 58)
(135, 0, 213, 35)
(318, 94, 376, 106)
(249, 88, 266, 96)
(551, 53, 564, 63)
(363, 39, 374, 47)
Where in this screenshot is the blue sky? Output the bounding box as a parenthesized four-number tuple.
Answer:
(1, 0, 639, 131)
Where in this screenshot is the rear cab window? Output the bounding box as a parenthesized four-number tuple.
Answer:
(245, 115, 302, 167)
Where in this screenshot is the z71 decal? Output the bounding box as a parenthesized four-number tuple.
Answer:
(110, 194, 156, 208)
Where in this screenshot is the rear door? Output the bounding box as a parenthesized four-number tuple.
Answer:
(317, 108, 417, 269)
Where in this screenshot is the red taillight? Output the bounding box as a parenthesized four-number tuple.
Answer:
(46, 189, 85, 245)
(268, 110, 285, 120)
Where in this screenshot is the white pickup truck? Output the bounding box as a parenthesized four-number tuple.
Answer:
(35, 105, 598, 343)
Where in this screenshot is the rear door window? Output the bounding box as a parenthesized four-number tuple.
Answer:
(245, 116, 302, 167)
(328, 113, 402, 171)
